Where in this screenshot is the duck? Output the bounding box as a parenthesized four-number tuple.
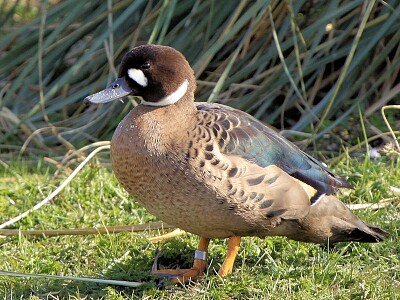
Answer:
(85, 44, 388, 283)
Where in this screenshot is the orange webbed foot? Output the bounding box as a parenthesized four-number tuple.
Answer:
(151, 258, 207, 284)
(151, 237, 210, 284)
(150, 236, 242, 284)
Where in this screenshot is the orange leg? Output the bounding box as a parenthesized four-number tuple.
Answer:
(151, 236, 210, 284)
(218, 236, 241, 277)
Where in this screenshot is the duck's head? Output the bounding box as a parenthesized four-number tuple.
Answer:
(85, 44, 196, 107)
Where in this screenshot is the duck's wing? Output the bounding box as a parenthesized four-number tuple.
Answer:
(194, 102, 352, 195)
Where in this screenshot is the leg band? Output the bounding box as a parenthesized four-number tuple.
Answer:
(194, 250, 207, 261)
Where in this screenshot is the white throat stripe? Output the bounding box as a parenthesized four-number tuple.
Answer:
(128, 68, 148, 87)
(141, 79, 189, 107)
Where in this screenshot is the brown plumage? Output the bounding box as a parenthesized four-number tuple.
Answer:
(85, 44, 388, 282)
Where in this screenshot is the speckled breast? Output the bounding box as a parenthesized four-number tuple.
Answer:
(110, 111, 246, 238)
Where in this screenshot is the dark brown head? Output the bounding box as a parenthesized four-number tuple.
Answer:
(85, 44, 196, 106)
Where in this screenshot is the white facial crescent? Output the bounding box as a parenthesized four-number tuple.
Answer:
(128, 68, 148, 87)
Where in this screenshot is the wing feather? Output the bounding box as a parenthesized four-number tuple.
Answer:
(195, 102, 352, 194)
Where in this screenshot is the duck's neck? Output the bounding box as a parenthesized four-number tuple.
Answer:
(127, 92, 197, 146)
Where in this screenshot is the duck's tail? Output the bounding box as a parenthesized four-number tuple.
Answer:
(335, 221, 389, 243)
(291, 195, 389, 244)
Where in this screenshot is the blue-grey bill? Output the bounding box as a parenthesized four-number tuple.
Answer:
(85, 77, 131, 104)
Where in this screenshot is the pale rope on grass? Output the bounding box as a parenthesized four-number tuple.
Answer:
(0, 222, 175, 237)
(0, 145, 111, 230)
(0, 270, 143, 288)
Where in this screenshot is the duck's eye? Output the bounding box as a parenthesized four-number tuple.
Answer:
(112, 83, 120, 89)
(141, 62, 151, 70)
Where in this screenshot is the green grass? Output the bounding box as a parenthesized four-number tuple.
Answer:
(0, 156, 399, 299)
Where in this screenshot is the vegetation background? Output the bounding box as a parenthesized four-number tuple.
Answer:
(0, 0, 399, 299)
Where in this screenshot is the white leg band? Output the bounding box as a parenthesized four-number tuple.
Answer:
(194, 250, 207, 261)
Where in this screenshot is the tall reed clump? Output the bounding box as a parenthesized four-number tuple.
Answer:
(1, 0, 399, 159)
